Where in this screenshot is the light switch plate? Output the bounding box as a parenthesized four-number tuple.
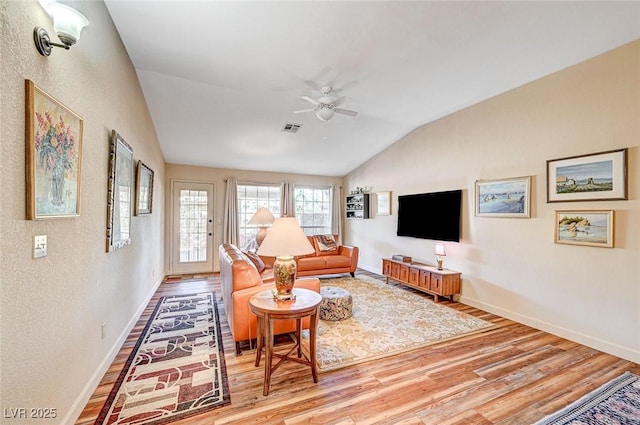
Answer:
(34, 235, 47, 259)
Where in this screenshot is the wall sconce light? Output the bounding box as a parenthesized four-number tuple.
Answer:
(434, 243, 446, 270)
(34, 2, 88, 56)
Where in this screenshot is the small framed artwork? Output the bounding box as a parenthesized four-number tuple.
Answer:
(25, 80, 83, 219)
(106, 130, 134, 252)
(554, 210, 614, 248)
(376, 191, 391, 216)
(135, 161, 154, 215)
(547, 148, 627, 202)
(475, 176, 531, 218)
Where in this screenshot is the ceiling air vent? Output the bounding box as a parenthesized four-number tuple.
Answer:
(282, 123, 302, 133)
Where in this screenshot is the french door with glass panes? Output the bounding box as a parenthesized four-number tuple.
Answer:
(171, 181, 214, 274)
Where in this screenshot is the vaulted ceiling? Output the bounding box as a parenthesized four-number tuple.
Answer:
(104, 1, 640, 176)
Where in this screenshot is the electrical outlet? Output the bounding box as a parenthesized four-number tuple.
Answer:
(101, 322, 107, 340)
(34, 235, 47, 259)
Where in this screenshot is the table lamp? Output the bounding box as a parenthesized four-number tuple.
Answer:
(249, 207, 275, 246)
(434, 243, 446, 270)
(257, 217, 314, 300)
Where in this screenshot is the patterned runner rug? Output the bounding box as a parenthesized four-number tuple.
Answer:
(534, 371, 640, 425)
(95, 292, 230, 425)
(302, 275, 496, 372)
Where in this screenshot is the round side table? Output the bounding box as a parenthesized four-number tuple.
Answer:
(249, 287, 322, 396)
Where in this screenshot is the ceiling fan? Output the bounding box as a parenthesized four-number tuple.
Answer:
(293, 85, 358, 122)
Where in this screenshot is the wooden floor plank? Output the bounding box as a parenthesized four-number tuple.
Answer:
(75, 270, 640, 425)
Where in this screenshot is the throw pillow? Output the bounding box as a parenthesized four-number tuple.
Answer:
(244, 251, 266, 273)
(315, 234, 338, 252)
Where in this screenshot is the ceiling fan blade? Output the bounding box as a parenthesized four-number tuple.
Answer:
(332, 96, 347, 107)
(304, 80, 322, 91)
(301, 96, 319, 106)
(293, 108, 315, 114)
(334, 108, 358, 117)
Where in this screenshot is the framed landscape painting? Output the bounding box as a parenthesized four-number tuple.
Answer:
(554, 210, 614, 248)
(547, 149, 627, 202)
(25, 80, 83, 219)
(106, 130, 134, 252)
(135, 161, 154, 215)
(475, 176, 531, 218)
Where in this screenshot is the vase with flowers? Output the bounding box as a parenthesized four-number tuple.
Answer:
(35, 111, 77, 206)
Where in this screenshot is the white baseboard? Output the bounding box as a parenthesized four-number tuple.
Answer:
(357, 263, 380, 274)
(63, 276, 164, 425)
(459, 295, 640, 364)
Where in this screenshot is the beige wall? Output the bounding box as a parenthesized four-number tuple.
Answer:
(164, 164, 343, 272)
(0, 1, 165, 423)
(345, 40, 640, 363)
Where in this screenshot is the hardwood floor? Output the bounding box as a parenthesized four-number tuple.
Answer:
(76, 271, 639, 425)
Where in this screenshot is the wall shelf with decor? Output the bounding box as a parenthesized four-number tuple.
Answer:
(346, 192, 370, 219)
(382, 258, 461, 302)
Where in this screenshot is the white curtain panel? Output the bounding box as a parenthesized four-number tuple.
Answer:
(280, 182, 295, 217)
(223, 177, 239, 245)
(331, 184, 342, 243)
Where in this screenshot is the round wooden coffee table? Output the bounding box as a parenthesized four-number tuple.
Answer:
(249, 288, 322, 396)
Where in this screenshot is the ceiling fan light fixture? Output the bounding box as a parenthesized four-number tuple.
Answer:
(315, 107, 335, 122)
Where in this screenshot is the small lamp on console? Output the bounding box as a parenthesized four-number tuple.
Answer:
(434, 243, 446, 270)
(257, 217, 315, 300)
(248, 207, 275, 246)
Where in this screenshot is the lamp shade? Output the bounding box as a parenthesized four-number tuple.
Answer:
(49, 2, 88, 46)
(434, 243, 446, 257)
(257, 217, 314, 257)
(248, 207, 275, 226)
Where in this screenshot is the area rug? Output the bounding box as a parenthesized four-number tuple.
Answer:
(301, 275, 496, 372)
(95, 292, 230, 425)
(533, 371, 640, 425)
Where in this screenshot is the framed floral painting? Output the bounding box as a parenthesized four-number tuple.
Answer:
(25, 80, 83, 219)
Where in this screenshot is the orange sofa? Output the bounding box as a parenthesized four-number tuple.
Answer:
(219, 243, 320, 355)
(261, 235, 359, 278)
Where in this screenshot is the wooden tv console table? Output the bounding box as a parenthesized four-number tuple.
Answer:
(382, 258, 461, 302)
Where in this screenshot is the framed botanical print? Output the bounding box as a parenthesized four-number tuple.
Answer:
(25, 80, 83, 219)
(106, 130, 133, 252)
(376, 191, 391, 216)
(135, 161, 154, 215)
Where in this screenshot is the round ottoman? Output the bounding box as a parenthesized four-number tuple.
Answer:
(319, 286, 353, 321)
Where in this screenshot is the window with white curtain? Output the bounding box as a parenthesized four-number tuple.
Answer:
(294, 186, 332, 236)
(237, 184, 281, 249)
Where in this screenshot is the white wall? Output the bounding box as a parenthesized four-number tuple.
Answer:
(345, 41, 640, 363)
(0, 2, 165, 423)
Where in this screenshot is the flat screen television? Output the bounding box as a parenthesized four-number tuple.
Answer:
(396, 189, 462, 242)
